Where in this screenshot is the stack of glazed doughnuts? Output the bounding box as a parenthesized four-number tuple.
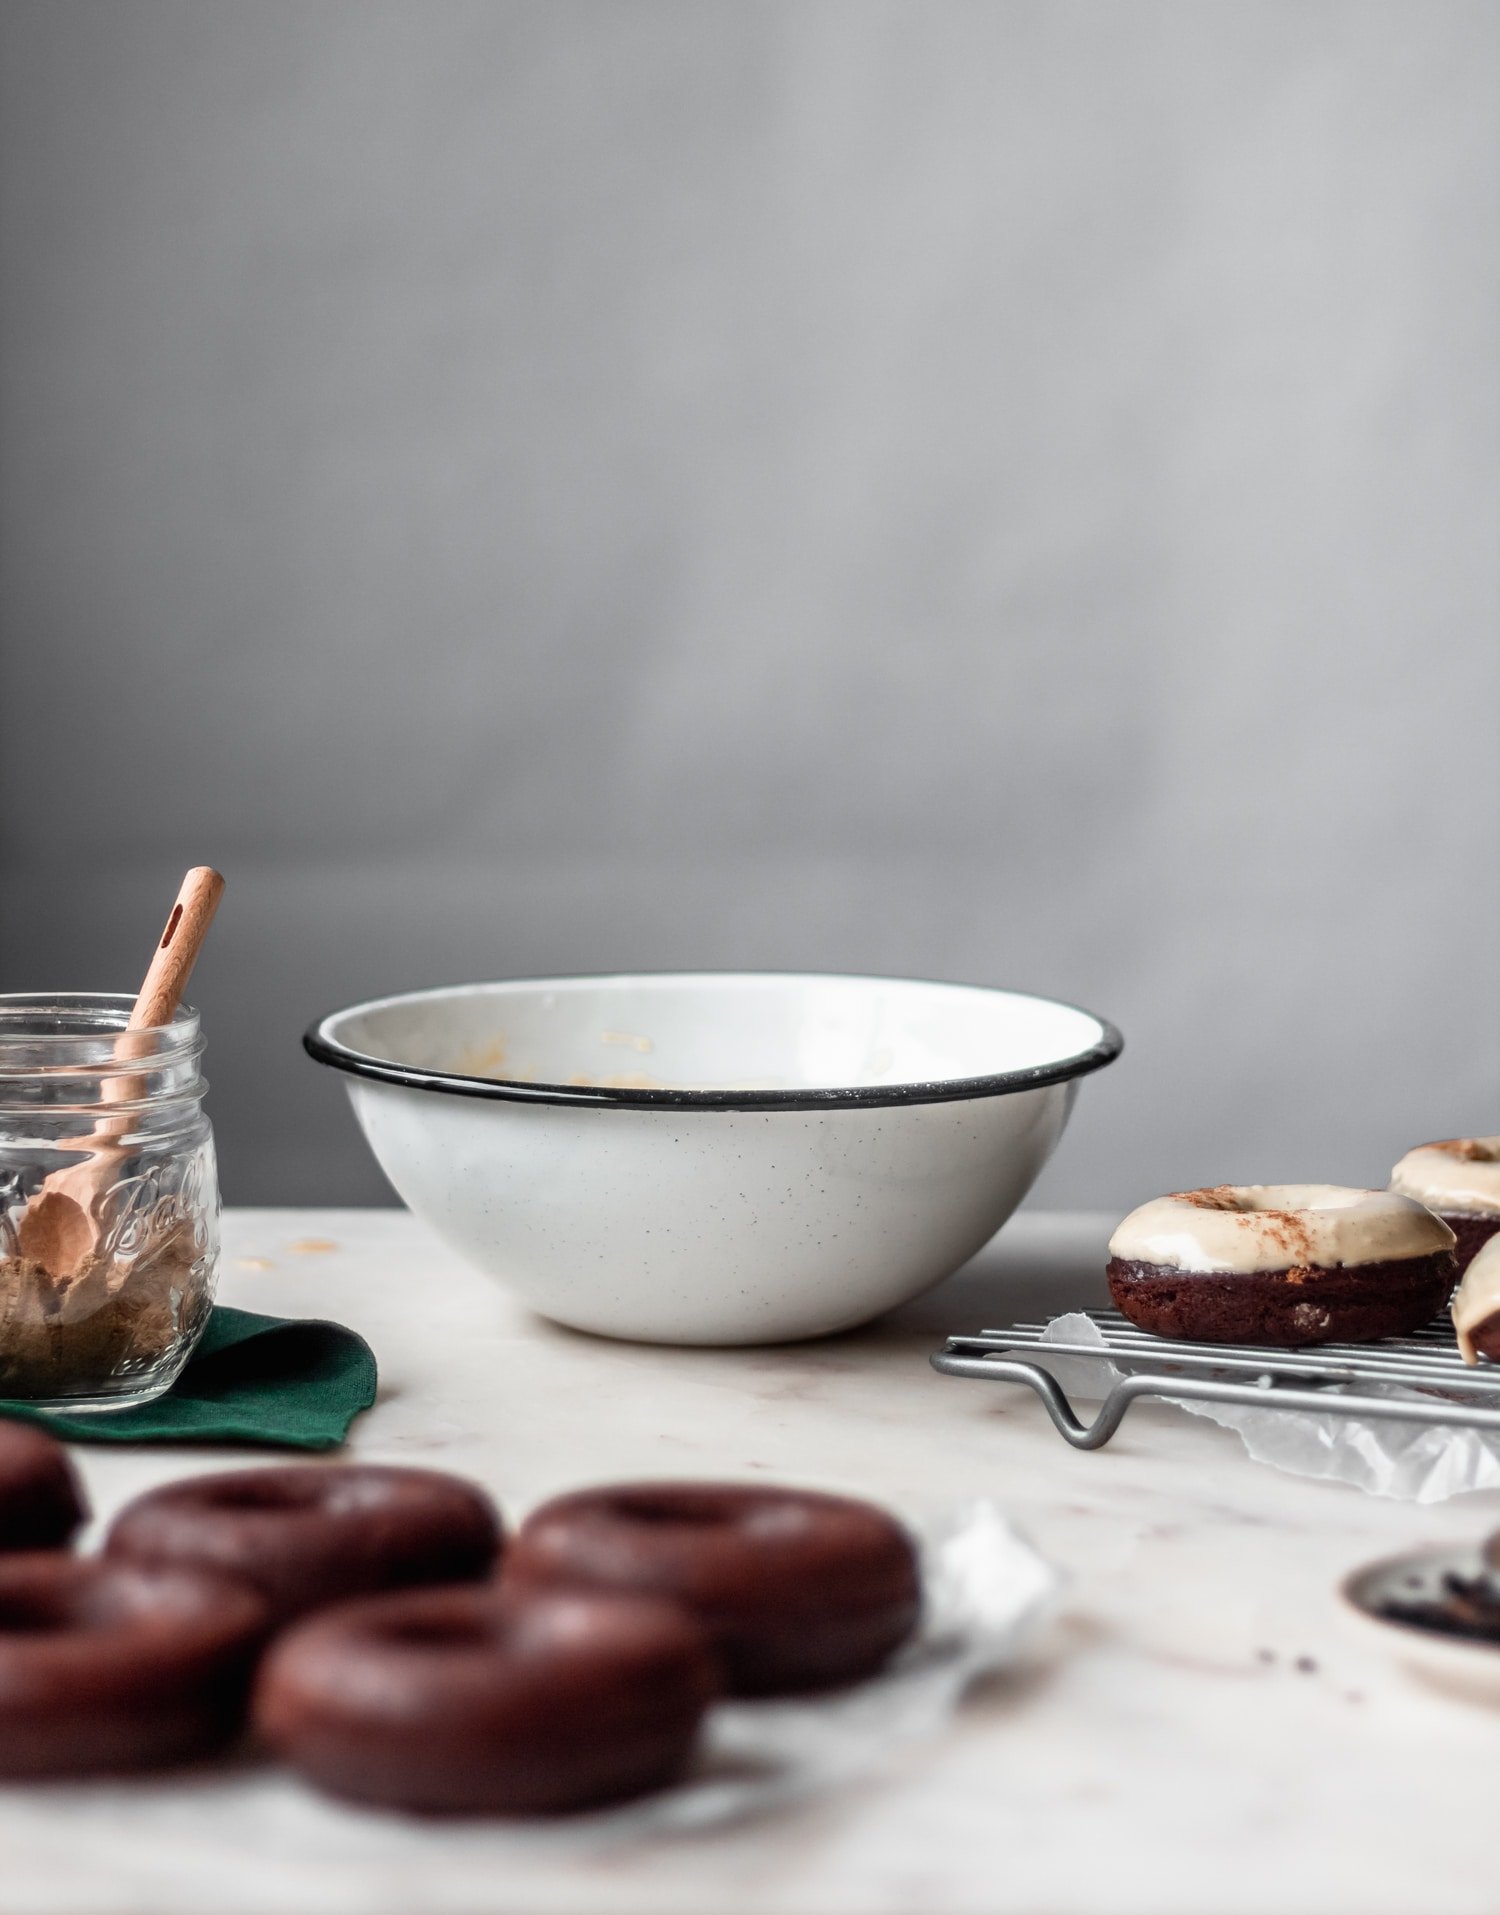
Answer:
(0, 1424, 921, 1815)
(1103, 1134, 1500, 1354)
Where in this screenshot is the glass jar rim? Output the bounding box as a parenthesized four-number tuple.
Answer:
(0, 992, 202, 1056)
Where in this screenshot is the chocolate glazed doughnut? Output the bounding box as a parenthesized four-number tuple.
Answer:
(105, 1465, 501, 1626)
(0, 1555, 269, 1776)
(508, 1483, 921, 1695)
(0, 1423, 87, 1551)
(255, 1583, 718, 1815)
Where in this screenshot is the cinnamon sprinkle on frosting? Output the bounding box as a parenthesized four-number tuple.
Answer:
(1391, 1138, 1500, 1219)
(1109, 1185, 1454, 1276)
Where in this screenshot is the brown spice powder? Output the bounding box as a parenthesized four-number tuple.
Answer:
(1430, 1138, 1499, 1163)
(1178, 1187, 1248, 1212)
(0, 1234, 204, 1399)
(1176, 1187, 1316, 1260)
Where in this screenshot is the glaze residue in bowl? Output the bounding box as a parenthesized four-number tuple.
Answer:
(309, 972, 1119, 1111)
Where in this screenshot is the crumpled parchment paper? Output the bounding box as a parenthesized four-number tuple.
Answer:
(1037, 1311, 1500, 1504)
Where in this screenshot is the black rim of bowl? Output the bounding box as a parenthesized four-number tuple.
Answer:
(303, 971, 1124, 1114)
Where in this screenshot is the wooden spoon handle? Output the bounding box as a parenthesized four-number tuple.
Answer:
(129, 867, 226, 1031)
(99, 867, 225, 1116)
(17, 868, 227, 1273)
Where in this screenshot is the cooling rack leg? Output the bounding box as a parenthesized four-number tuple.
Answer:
(928, 1352, 1139, 1448)
(1028, 1372, 1138, 1448)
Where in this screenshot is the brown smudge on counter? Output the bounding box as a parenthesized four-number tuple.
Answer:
(289, 1239, 339, 1255)
(236, 1257, 274, 1271)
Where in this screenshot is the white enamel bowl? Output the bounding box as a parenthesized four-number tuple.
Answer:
(306, 972, 1121, 1346)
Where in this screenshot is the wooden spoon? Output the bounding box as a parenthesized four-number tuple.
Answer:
(15, 867, 225, 1278)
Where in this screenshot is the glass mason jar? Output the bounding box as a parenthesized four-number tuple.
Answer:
(0, 994, 218, 1411)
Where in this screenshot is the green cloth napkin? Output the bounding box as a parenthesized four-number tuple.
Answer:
(0, 1307, 378, 1450)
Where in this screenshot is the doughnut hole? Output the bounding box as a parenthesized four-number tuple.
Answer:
(606, 1490, 737, 1528)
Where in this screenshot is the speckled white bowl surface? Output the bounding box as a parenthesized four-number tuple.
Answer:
(307, 972, 1121, 1345)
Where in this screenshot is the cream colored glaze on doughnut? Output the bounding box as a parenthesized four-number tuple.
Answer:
(1452, 1235, 1500, 1365)
(1390, 1139, 1500, 1219)
(1108, 1185, 1455, 1275)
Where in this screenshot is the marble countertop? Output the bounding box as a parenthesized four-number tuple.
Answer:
(6, 1207, 1497, 1915)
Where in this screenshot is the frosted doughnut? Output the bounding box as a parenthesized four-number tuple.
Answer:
(1391, 1138, 1500, 1273)
(1453, 1234, 1500, 1365)
(1106, 1185, 1457, 1347)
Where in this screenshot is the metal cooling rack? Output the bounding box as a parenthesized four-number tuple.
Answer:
(931, 1309, 1500, 1449)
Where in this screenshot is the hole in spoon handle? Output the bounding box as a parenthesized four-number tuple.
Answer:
(127, 866, 226, 1034)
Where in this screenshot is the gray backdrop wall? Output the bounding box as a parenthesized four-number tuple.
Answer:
(2, 1, 1496, 1212)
